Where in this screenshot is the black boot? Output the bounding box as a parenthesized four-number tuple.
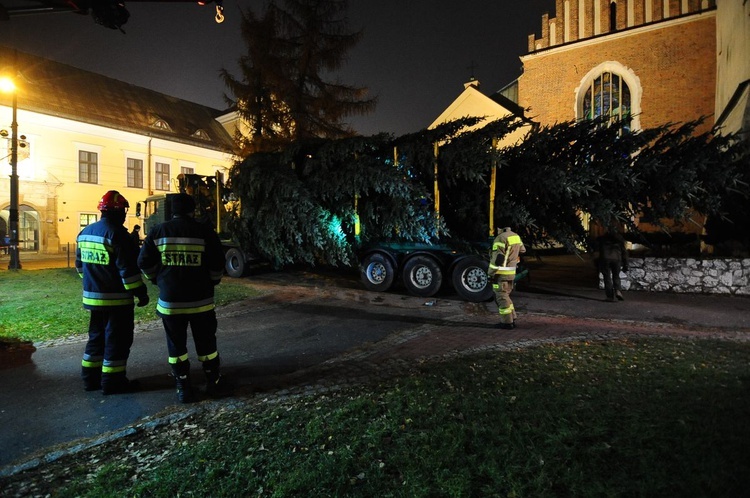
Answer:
(82, 366, 102, 392)
(203, 357, 232, 398)
(172, 362, 196, 404)
(101, 372, 140, 395)
(175, 374, 196, 404)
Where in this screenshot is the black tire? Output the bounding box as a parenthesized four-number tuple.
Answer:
(402, 255, 443, 297)
(360, 253, 395, 292)
(452, 257, 494, 302)
(225, 248, 246, 278)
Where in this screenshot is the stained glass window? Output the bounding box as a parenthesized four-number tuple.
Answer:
(581, 71, 632, 132)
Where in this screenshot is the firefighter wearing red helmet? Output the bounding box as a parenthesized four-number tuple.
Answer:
(75, 190, 149, 394)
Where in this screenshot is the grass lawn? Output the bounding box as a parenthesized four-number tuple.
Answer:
(0, 268, 261, 343)
(2, 338, 749, 497)
(2, 269, 749, 496)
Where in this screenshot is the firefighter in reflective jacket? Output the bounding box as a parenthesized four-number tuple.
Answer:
(76, 190, 149, 394)
(138, 193, 227, 403)
(487, 226, 526, 330)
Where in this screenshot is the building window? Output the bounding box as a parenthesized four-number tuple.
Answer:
(127, 158, 144, 188)
(151, 118, 172, 131)
(155, 162, 170, 191)
(192, 129, 210, 140)
(577, 62, 642, 132)
(78, 150, 98, 184)
(581, 71, 632, 132)
(181, 166, 195, 175)
(79, 213, 98, 230)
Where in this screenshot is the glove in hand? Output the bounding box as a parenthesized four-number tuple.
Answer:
(136, 294, 150, 307)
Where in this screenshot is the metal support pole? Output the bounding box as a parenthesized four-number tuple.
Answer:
(433, 142, 440, 219)
(8, 89, 21, 270)
(489, 137, 498, 238)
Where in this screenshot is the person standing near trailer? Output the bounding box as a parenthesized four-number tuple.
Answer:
(487, 226, 526, 329)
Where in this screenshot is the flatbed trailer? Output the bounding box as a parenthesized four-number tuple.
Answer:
(358, 241, 494, 302)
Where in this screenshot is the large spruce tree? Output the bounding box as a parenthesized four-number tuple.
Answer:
(228, 117, 749, 267)
(221, 0, 376, 154)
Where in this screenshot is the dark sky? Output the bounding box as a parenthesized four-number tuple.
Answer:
(0, 0, 556, 136)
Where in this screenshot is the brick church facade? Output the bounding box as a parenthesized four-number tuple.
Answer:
(518, 0, 716, 135)
(516, 0, 722, 240)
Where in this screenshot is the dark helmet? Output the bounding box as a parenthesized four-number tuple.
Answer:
(171, 193, 196, 216)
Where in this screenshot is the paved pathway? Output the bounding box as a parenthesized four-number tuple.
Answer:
(1, 254, 748, 479)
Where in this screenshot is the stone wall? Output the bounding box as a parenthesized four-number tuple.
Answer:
(610, 257, 750, 295)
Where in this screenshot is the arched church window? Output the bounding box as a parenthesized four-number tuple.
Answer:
(581, 71, 632, 132)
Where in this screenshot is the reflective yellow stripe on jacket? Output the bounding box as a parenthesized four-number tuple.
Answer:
(155, 236, 205, 267)
(78, 237, 112, 265)
(82, 291, 134, 307)
(156, 297, 215, 316)
(488, 234, 524, 278)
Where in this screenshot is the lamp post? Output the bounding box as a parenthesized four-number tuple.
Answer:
(1, 74, 21, 269)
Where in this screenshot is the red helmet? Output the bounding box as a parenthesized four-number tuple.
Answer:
(97, 190, 130, 211)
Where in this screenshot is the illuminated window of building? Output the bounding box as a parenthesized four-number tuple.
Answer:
(576, 61, 642, 132)
(582, 72, 631, 129)
(78, 150, 98, 184)
(192, 129, 210, 140)
(181, 166, 195, 175)
(79, 213, 98, 230)
(19, 206, 39, 251)
(155, 162, 170, 191)
(152, 118, 172, 131)
(127, 158, 144, 188)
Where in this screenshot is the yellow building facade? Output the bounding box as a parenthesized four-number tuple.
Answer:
(1, 47, 237, 257)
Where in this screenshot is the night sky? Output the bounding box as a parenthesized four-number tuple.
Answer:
(0, 0, 556, 136)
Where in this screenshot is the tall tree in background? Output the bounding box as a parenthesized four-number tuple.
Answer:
(221, 0, 376, 154)
(221, 6, 294, 154)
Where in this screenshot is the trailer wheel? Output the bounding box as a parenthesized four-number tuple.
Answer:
(360, 253, 395, 292)
(452, 257, 493, 302)
(225, 248, 246, 278)
(402, 255, 443, 297)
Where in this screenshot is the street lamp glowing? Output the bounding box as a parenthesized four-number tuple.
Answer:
(0, 77, 15, 94)
(1, 70, 22, 270)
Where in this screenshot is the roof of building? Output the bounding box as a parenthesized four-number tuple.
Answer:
(488, 90, 526, 120)
(0, 45, 236, 153)
(429, 79, 530, 132)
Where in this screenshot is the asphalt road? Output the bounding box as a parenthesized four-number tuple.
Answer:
(0, 286, 422, 469)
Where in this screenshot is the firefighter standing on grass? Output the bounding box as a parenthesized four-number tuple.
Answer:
(76, 190, 149, 394)
(487, 226, 526, 330)
(138, 193, 229, 403)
